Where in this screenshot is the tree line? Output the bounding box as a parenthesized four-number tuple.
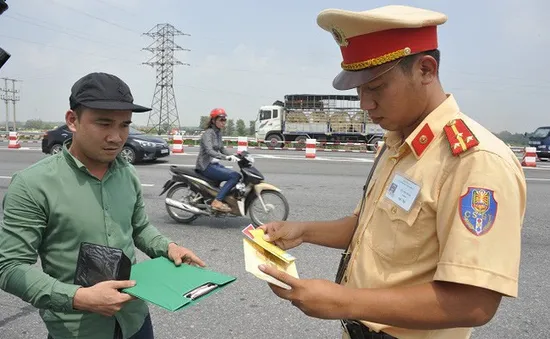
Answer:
(2, 117, 258, 137)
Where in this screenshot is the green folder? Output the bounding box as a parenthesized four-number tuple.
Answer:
(121, 257, 236, 312)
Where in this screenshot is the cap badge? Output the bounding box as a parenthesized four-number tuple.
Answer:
(330, 27, 348, 47)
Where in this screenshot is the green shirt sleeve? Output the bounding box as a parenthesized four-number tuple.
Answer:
(129, 166, 173, 258)
(0, 173, 81, 312)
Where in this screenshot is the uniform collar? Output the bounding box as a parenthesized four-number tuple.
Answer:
(384, 94, 460, 159)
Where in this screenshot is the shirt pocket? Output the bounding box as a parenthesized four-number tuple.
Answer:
(367, 196, 424, 265)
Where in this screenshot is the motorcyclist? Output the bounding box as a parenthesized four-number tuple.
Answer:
(195, 108, 241, 212)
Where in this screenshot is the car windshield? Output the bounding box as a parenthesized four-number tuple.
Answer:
(129, 126, 145, 135)
(532, 127, 550, 138)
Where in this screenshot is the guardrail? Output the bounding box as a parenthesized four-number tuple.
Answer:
(0, 132, 243, 142)
(0, 131, 531, 156)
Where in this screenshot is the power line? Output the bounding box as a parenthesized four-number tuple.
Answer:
(46, 0, 141, 35)
(4, 13, 139, 50)
(142, 23, 190, 135)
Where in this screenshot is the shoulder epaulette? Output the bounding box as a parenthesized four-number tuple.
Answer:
(443, 119, 479, 156)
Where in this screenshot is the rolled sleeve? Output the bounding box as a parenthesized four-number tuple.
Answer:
(0, 174, 80, 312)
(434, 151, 526, 298)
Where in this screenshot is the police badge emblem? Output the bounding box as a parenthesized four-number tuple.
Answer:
(459, 187, 498, 236)
(330, 27, 348, 47)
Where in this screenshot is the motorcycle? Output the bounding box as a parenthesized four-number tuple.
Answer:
(159, 151, 290, 226)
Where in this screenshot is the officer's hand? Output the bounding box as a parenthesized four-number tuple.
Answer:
(258, 221, 305, 250)
(226, 155, 239, 162)
(72, 280, 137, 317)
(258, 264, 351, 319)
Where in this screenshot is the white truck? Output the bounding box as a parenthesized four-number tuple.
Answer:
(254, 94, 385, 151)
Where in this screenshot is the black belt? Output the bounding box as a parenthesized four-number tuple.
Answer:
(341, 320, 397, 339)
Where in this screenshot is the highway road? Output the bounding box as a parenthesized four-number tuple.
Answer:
(0, 145, 549, 339)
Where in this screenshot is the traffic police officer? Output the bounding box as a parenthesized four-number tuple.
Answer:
(258, 5, 527, 339)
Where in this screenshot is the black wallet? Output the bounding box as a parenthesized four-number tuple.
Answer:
(73, 242, 132, 287)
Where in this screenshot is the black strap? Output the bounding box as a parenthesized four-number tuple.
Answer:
(342, 320, 397, 339)
(335, 144, 387, 284)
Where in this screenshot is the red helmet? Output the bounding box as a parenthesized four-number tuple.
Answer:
(210, 108, 227, 119)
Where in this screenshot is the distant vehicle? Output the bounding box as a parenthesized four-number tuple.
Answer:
(161, 150, 289, 226)
(254, 94, 385, 151)
(41, 125, 171, 164)
(527, 126, 550, 160)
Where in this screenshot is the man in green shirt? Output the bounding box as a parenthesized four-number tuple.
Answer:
(0, 72, 205, 339)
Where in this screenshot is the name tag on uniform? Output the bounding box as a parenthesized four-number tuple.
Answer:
(385, 174, 420, 212)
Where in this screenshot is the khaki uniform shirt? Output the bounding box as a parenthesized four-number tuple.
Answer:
(342, 94, 527, 339)
(0, 141, 173, 339)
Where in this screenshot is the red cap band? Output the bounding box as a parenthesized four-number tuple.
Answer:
(339, 26, 438, 71)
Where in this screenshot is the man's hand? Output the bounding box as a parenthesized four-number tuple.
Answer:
(258, 264, 352, 320)
(167, 242, 206, 267)
(72, 280, 137, 317)
(258, 221, 306, 250)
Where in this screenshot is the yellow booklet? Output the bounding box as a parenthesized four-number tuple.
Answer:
(242, 225, 299, 290)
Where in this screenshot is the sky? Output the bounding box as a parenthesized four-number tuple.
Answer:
(0, 0, 548, 134)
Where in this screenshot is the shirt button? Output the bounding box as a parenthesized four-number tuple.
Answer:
(391, 206, 397, 214)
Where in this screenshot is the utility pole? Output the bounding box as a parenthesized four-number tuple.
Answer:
(11, 79, 20, 131)
(2, 78, 8, 132)
(142, 23, 189, 135)
(0, 77, 20, 132)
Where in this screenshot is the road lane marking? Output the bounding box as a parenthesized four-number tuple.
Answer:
(1, 146, 550, 168)
(0, 147, 34, 151)
(1, 173, 549, 183)
(155, 164, 234, 169)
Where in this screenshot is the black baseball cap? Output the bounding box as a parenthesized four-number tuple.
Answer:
(69, 72, 151, 112)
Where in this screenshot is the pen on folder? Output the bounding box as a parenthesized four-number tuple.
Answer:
(185, 283, 218, 300)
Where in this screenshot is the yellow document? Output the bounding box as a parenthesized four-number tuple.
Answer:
(243, 233, 299, 290)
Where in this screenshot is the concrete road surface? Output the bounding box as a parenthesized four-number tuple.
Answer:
(0, 147, 549, 339)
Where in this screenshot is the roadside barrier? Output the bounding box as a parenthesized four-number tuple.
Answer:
(237, 136, 248, 153)
(0, 132, 537, 159)
(8, 132, 20, 149)
(172, 134, 184, 153)
(305, 139, 316, 159)
(521, 147, 537, 167)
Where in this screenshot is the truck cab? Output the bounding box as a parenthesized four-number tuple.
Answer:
(528, 126, 550, 160)
(255, 105, 284, 147)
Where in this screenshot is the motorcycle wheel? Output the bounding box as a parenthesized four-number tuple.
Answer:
(248, 190, 290, 227)
(165, 183, 200, 224)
